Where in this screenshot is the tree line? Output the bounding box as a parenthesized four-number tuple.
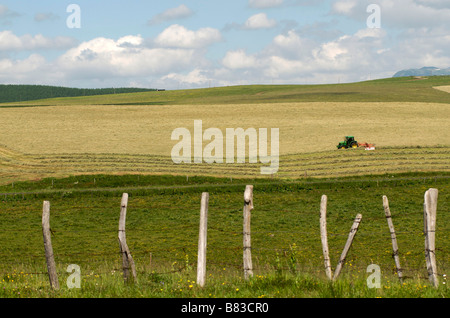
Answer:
(0, 85, 156, 103)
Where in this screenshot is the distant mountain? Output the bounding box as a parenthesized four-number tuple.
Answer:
(393, 67, 450, 77)
(0, 85, 157, 103)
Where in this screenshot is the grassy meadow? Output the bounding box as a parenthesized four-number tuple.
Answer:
(0, 76, 449, 299)
(0, 173, 448, 298)
(2, 76, 450, 106)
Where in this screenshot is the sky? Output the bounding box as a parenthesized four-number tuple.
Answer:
(0, 0, 449, 89)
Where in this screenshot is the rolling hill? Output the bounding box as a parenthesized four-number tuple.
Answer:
(1, 76, 450, 106)
(0, 76, 448, 185)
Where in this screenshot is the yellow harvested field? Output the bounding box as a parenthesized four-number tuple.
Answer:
(0, 102, 448, 156)
(434, 86, 450, 93)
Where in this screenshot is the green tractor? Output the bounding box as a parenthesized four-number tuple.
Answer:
(337, 136, 359, 149)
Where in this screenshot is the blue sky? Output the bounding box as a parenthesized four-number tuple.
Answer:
(0, 0, 449, 89)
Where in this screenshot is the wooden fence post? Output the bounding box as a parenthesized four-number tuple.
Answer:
(118, 193, 137, 283)
(243, 185, 254, 280)
(382, 195, 403, 282)
(42, 201, 59, 290)
(424, 188, 438, 288)
(320, 195, 333, 280)
(333, 213, 362, 281)
(197, 192, 209, 287)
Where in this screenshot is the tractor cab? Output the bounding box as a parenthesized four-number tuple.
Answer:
(337, 136, 358, 149)
(345, 136, 355, 144)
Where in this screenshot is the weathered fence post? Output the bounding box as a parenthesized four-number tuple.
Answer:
(424, 188, 438, 288)
(383, 195, 403, 282)
(118, 193, 137, 283)
(333, 214, 362, 281)
(42, 201, 59, 290)
(320, 195, 333, 280)
(243, 185, 254, 280)
(197, 192, 209, 288)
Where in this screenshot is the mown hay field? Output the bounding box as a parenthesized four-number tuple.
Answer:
(0, 101, 448, 184)
(1, 102, 448, 156)
(434, 86, 450, 93)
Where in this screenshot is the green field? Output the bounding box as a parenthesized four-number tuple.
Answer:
(2, 76, 450, 106)
(0, 174, 448, 298)
(0, 76, 448, 298)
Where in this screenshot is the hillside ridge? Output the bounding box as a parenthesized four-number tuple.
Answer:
(1, 76, 450, 106)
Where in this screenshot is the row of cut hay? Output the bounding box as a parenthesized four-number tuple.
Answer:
(0, 147, 448, 184)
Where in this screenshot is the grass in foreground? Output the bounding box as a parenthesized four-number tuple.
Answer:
(0, 173, 448, 298)
(1, 265, 448, 298)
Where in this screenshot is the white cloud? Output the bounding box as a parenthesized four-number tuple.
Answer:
(385, 26, 450, 69)
(332, 0, 450, 29)
(218, 27, 396, 85)
(353, 28, 385, 39)
(270, 30, 316, 59)
(117, 35, 144, 47)
(222, 50, 259, 69)
(0, 54, 46, 73)
(379, 0, 450, 28)
(415, 0, 450, 9)
(248, 0, 284, 8)
(314, 39, 349, 62)
(148, 4, 193, 25)
(243, 13, 277, 29)
(0, 29, 216, 87)
(57, 35, 197, 79)
(273, 30, 303, 48)
(290, 0, 326, 6)
(0, 54, 53, 84)
(162, 69, 211, 87)
(264, 56, 305, 78)
(332, 0, 357, 14)
(0, 31, 77, 51)
(155, 24, 222, 48)
(0, 26, 430, 88)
